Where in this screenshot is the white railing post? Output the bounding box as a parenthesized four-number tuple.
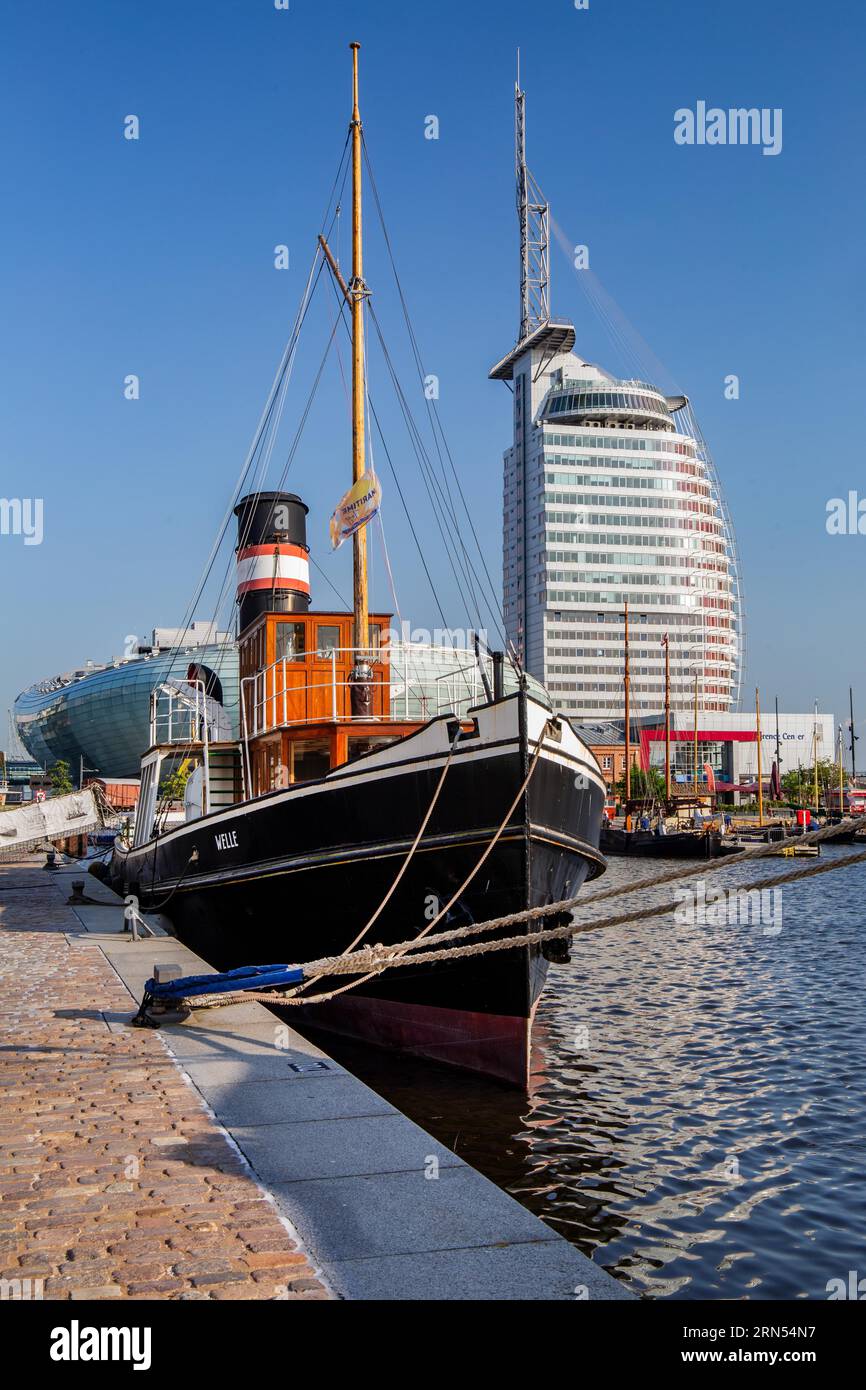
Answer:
(331, 650, 338, 722)
(282, 658, 287, 725)
(199, 680, 210, 814)
(239, 681, 247, 799)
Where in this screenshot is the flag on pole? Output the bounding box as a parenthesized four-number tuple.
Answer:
(329, 473, 382, 549)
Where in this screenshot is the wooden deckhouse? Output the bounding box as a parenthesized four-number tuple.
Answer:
(239, 608, 421, 795)
(235, 43, 428, 799)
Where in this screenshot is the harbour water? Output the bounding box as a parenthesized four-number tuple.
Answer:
(299, 844, 866, 1299)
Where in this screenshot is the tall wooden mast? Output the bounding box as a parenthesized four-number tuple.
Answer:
(756, 687, 763, 825)
(693, 671, 700, 799)
(813, 699, 820, 811)
(349, 41, 369, 658)
(663, 632, 671, 800)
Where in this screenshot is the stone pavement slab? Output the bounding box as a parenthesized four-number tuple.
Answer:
(230, 1112, 462, 1183)
(321, 1238, 632, 1301)
(192, 1074, 394, 1126)
(269, 1165, 574, 1264)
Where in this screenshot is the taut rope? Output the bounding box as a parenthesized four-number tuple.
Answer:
(178, 814, 866, 1011)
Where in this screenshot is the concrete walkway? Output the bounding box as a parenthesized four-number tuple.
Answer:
(1, 854, 631, 1301)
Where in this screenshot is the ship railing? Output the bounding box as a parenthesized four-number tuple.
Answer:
(240, 643, 488, 742)
(149, 679, 215, 747)
(144, 680, 214, 829)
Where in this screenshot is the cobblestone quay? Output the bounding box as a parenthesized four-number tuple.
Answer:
(0, 856, 331, 1302)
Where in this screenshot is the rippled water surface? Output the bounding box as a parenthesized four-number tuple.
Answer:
(299, 846, 866, 1299)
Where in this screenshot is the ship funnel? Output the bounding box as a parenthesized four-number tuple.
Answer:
(234, 491, 310, 634)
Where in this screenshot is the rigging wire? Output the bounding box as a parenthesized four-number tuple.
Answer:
(362, 135, 510, 655)
(166, 154, 353, 728)
(157, 243, 325, 685)
(362, 319, 430, 705)
(146, 137, 354, 809)
(160, 133, 353, 685)
(320, 271, 474, 697)
(321, 250, 480, 637)
(365, 301, 490, 637)
(146, 248, 328, 820)
(308, 553, 352, 610)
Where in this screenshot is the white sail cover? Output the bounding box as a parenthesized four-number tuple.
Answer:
(0, 788, 106, 858)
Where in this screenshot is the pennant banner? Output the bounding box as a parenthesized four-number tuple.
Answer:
(329, 473, 382, 550)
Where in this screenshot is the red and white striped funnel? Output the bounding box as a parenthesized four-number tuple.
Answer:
(234, 492, 310, 634)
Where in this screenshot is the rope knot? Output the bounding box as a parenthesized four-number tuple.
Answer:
(366, 941, 394, 973)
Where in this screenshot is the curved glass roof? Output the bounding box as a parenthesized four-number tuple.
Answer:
(15, 646, 239, 778)
(14, 641, 552, 778)
(543, 385, 673, 427)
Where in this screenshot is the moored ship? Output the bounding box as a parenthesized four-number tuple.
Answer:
(107, 44, 607, 1087)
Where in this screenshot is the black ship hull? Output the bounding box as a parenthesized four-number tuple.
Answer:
(109, 694, 606, 1085)
(600, 824, 724, 859)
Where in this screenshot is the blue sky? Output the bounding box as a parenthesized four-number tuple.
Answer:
(1, 0, 864, 749)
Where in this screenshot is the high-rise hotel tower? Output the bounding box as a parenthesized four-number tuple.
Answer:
(490, 81, 742, 719)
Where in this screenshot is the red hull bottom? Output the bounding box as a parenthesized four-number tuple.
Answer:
(298, 994, 532, 1088)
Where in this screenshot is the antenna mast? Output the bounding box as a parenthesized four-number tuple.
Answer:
(515, 61, 550, 341)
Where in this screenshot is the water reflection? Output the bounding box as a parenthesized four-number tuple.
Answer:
(297, 846, 866, 1299)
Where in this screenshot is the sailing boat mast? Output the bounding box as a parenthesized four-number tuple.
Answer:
(663, 632, 671, 800)
(813, 698, 820, 811)
(349, 42, 370, 660)
(624, 601, 631, 802)
(756, 687, 763, 825)
(693, 671, 699, 800)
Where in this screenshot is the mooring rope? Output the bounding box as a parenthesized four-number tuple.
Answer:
(285, 721, 463, 999)
(581, 814, 866, 907)
(181, 720, 554, 1009)
(254, 718, 555, 1010)
(176, 814, 866, 1011)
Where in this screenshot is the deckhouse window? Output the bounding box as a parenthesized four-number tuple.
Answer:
(291, 740, 330, 783)
(275, 622, 306, 663)
(316, 624, 341, 657)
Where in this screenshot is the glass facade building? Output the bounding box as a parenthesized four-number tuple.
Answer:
(14, 644, 239, 779)
(497, 349, 741, 720)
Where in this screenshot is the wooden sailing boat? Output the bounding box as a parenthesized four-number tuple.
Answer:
(599, 607, 724, 859)
(107, 45, 607, 1086)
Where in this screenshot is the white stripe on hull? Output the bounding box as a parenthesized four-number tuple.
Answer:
(118, 695, 606, 860)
